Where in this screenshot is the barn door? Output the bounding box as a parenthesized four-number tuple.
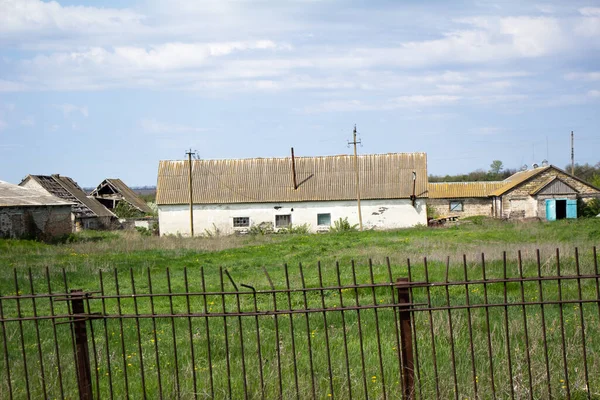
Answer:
(545, 199, 556, 221)
(566, 199, 577, 219)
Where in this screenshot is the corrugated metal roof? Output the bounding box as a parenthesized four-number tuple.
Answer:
(0, 180, 73, 207)
(23, 175, 115, 218)
(91, 178, 153, 214)
(157, 153, 428, 205)
(489, 166, 552, 196)
(428, 181, 506, 199)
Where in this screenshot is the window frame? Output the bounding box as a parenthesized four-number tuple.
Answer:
(449, 200, 464, 212)
(317, 213, 332, 226)
(232, 217, 250, 228)
(275, 214, 292, 228)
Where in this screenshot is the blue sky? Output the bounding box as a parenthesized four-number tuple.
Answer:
(1, 0, 599, 187)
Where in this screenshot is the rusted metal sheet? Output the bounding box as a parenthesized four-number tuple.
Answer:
(156, 153, 428, 205)
(427, 182, 505, 199)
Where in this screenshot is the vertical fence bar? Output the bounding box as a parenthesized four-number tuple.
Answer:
(535, 250, 552, 399)
(396, 278, 414, 400)
(0, 295, 13, 400)
(200, 267, 214, 399)
(317, 261, 335, 399)
(368, 259, 386, 400)
(83, 290, 100, 400)
(299, 262, 316, 399)
(406, 259, 422, 399)
(70, 290, 93, 400)
(129, 269, 147, 399)
(98, 270, 114, 400)
(219, 268, 232, 400)
(242, 282, 265, 400)
(263, 267, 283, 399)
(27, 269, 47, 399)
(146, 269, 163, 400)
(444, 257, 459, 400)
(225, 270, 248, 400)
(63, 269, 82, 399)
(113, 269, 130, 400)
(480, 254, 496, 400)
(335, 261, 354, 399)
(385, 257, 405, 398)
(13, 269, 31, 400)
(556, 249, 571, 399)
(502, 252, 515, 400)
(574, 248, 591, 399)
(517, 251, 533, 399)
(283, 264, 299, 400)
(462, 255, 478, 399)
(351, 260, 369, 400)
(166, 268, 181, 399)
(423, 258, 440, 400)
(183, 268, 198, 400)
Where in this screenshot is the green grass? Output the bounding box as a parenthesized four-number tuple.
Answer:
(0, 218, 599, 399)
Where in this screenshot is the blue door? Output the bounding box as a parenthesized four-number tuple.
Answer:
(567, 199, 577, 219)
(546, 199, 556, 221)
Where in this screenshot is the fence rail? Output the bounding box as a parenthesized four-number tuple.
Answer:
(0, 247, 599, 399)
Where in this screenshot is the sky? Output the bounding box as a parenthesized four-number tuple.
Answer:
(1, 0, 599, 187)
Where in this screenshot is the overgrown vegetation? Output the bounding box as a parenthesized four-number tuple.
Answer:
(0, 219, 599, 398)
(113, 200, 146, 218)
(329, 217, 359, 232)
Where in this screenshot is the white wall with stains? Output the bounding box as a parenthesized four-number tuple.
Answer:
(158, 199, 427, 236)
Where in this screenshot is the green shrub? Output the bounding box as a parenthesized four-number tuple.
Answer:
(277, 223, 310, 234)
(329, 217, 358, 233)
(135, 226, 152, 237)
(249, 222, 274, 235)
(426, 204, 439, 220)
(578, 198, 600, 218)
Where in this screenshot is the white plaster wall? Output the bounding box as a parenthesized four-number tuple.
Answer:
(158, 199, 427, 236)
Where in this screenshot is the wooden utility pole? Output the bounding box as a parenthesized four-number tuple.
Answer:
(348, 125, 363, 231)
(185, 149, 197, 237)
(571, 131, 575, 175)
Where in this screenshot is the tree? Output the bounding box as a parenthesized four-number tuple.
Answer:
(489, 160, 504, 175)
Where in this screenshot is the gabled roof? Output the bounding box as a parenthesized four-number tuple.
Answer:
(90, 178, 153, 214)
(0, 180, 74, 207)
(21, 175, 115, 218)
(157, 153, 428, 205)
(489, 165, 600, 196)
(530, 176, 578, 195)
(428, 181, 506, 199)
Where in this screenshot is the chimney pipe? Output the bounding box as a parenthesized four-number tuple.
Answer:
(291, 147, 298, 190)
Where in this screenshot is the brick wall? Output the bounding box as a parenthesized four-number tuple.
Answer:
(428, 198, 493, 218)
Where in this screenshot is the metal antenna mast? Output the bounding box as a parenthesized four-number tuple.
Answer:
(348, 125, 363, 231)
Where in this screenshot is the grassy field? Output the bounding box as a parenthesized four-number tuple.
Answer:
(0, 218, 599, 399)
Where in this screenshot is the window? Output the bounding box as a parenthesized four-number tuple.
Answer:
(449, 201, 463, 212)
(275, 214, 291, 228)
(233, 217, 250, 227)
(317, 213, 331, 226)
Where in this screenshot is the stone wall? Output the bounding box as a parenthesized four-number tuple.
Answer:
(428, 198, 493, 218)
(501, 168, 600, 219)
(0, 205, 72, 240)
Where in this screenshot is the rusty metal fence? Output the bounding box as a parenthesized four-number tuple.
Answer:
(0, 247, 599, 399)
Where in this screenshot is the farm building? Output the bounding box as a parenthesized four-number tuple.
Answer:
(428, 181, 506, 218)
(427, 165, 600, 221)
(0, 180, 73, 240)
(156, 153, 428, 236)
(20, 174, 117, 231)
(90, 178, 153, 216)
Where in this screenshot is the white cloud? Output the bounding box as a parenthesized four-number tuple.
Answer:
(588, 90, 600, 98)
(21, 116, 35, 126)
(565, 72, 600, 81)
(0, 0, 145, 36)
(579, 7, 600, 17)
(54, 104, 88, 118)
(0, 119, 7, 131)
(140, 119, 206, 134)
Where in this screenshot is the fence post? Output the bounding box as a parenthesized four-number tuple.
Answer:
(397, 278, 414, 400)
(70, 289, 93, 400)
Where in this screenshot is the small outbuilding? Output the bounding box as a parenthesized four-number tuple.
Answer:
(428, 181, 506, 218)
(90, 178, 153, 216)
(156, 153, 428, 236)
(0, 180, 73, 240)
(20, 174, 117, 231)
